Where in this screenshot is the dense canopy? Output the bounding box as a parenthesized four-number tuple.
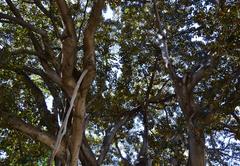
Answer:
(0, 0, 239, 165)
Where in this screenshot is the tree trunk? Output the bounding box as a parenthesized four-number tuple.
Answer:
(187, 124, 205, 166)
(70, 97, 86, 165)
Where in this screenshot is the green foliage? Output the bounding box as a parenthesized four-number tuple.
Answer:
(0, 129, 49, 165)
(0, 0, 239, 165)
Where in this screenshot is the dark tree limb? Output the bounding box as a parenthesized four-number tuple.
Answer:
(33, 0, 61, 38)
(54, 0, 78, 93)
(79, 134, 98, 166)
(231, 112, 240, 125)
(115, 141, 131, 166)
(135, 60, 157, 165)
(0, 109, 66, 160)
(4, 0, 47, 36)
(55, 0, 76, 38)
(136, 111, 149, 166)
(0, 65, 62, 134)
(77, 0, 89, 41)
(0, 13, 47, 36)
(28, 32, 63, 86)
(153, 0, 180, 83)
(21, 72, 58, 132)
(97, 111, 135, 165)
(5, 0, 62, 87)
(190, 65, 212, 90)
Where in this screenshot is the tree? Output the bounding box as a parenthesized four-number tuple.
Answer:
(0, 0, 105, 165)
(152, 0, 240, 165)
(0, 0, 239, 166)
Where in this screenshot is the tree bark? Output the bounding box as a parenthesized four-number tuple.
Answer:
(175, 80, 206, 166)
(70, 97, 86, 165)
(187, 122, 205, 166)
(79, 135, 98, 166)
(0, 110, 66, 160)
(70, 1, 105, 165)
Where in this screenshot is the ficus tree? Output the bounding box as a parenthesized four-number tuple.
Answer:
(0, 0, 106, 165)
(0, 0, 239, 166)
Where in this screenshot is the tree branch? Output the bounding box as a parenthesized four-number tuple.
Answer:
(33, 0, 61, 38)
(0, 109, 66, 160)
(77, 0, 89, 41)
(54, 0, 78, 91)
(97, 109, 138, 165)
(21, 72, 58, 132)
(231, 112, 240, 125)
(153, 0, 179, 83)
(149, 93, 175, 104)
(0, 13, 47, 36)
(136, 111, 149, 166)
(115, 141, 131, 166)
(70, 1, 105, 165)
(4, 0, 47, 36)
(4, 0, 62, 87)
(21, 66, 64, 127)
(55, 0, 76, 38)
(81, 0, 105, 96)
(49, 70, 88, 165)
(190, 56, 220, 90)
(27, 32, 63, 86)
(79, 134, 98, 166)
(190, 65, 212, 90)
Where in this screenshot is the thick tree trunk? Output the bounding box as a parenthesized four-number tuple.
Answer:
(176, 86, 206, 166)
(187, 124, 205, 166)
(70, 97, 86, 166)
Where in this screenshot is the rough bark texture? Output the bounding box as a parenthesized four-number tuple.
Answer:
(69, 1, 105, 165)
(55, 0, 77, 96)
(70, 97, 86, 165)
(188, 124, 205, 166)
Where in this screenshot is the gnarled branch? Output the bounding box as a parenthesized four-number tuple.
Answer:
(0, 109, 66, 160)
